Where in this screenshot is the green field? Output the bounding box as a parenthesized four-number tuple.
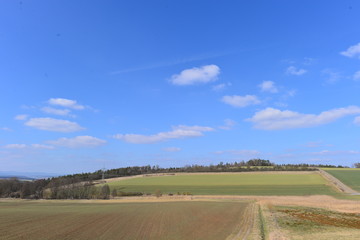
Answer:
(323, 168, 360, 192)
(0, 200, 252, 240)
(107, 173, 338, 196)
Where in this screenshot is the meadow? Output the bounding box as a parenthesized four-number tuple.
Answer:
(106, 172, 338, 196)
(323, 168, 360, 192)
(0, 200, 254, 240)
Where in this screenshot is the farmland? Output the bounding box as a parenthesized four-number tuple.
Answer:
(323, 168, 360, 192)
(0, 200, 254, 240)
(2, 170, 360, 240)
(106, 172, 338, 196)
(267, 205, 360, 239)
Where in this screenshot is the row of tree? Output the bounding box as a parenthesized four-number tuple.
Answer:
(0, 159, 355, 200)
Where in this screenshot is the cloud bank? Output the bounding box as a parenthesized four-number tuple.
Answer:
(248, 106, 360, 130)
(114, 125, 214, 144)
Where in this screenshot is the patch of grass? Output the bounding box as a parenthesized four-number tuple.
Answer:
(107, 173, 338, 196)
(258, 206, 266, 240)
(323, 169, 360, 191)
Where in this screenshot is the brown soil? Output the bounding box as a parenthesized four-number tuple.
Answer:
(279, 208, 360, 229)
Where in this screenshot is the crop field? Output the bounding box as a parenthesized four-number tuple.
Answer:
(0, 200, 254, 240)
(323, 168, 360, 192)
(106, 172, 338, 196)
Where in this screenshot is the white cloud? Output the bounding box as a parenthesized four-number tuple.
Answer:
(47, 136, 106, 148)
(3, 144, 27, 149)
(354, 116, 360, 125)
(113, 125, 214, 144)
(258, 81, 278, 93)
(2, 144, 54, 150)
(340, 43, 360, 58)
(170, 65, 220, 85)
(41, 107, 71, 116)
(31, 144, 55, 149)
(222, 95, 261, 107)
(1, 127, 11, 131)
(163, 147, 181, 152)
(286, 66, 307, 76)
(14, 114, 28, 121)
(248, 106, 360, 130)
(48, 98, 85, 110)
(322, 69, 341, 84)
(25, 118, 84, 132)
(212, 82, 231, 91)
(353, 71, 360, 81)
(219, 119, 236, 130)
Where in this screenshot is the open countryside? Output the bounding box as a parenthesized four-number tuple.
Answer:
(2, 1, 360, 239)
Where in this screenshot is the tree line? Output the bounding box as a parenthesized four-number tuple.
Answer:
(0, 159, 353, 200)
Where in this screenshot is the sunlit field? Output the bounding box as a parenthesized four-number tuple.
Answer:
(106, 172, 337, 196)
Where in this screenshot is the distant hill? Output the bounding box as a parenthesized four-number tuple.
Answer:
(0, 171, 62, 180)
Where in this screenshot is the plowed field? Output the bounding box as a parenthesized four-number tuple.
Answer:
(0, 200, 253, 240)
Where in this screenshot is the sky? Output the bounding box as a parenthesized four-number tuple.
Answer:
(1, 0, 360, 174)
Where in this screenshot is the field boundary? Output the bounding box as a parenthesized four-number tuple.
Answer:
(317, 169, 359, 195)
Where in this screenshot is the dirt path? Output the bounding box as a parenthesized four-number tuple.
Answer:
(317, 169, 359, 194)
(226, 203, 256, 240)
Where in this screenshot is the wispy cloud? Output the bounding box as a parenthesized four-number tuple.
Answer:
(248, 106, 360, 130)
(170, 65, 220, 85)
(340, 42, 360, 58)
(258, 81, 278, 93)
(1, 127, 11, 131)
(113, 125, 214, 144)
(286, 66, 307, 76)
(163, 147, 181, 152)
(41, 107, 72, 116)
(110, 51, 231, 75)
(304, 141, 333, 148)
(25, 118, 85, 132)
(212, 82, 231, 91)
(353, 71, 360, 81)
(218, 119, 236, 130)
(222, 95, 261, 107)
(311, 150, 360, 156)
(47, 136, 106, 148)
(354, 116, 360, 125)
(14, 114, 28, 121)
(322, 69, 342, 84)
(3, 144, 54, 150)
(48, 98, 85, 110)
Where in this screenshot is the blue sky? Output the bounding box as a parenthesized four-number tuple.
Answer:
(1, 0, 360, 174)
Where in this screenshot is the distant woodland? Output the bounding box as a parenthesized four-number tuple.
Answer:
(0, 159, 351, 200)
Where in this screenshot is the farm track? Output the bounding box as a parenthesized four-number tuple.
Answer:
(317, 169, 359, 194)
(225, 202, 256, 240)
